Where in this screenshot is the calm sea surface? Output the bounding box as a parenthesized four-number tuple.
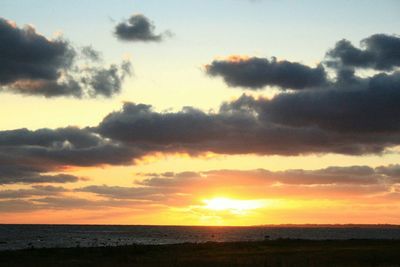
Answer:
(1, 225, 400, 250)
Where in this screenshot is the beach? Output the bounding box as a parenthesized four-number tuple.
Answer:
(1, 239, 400, 267)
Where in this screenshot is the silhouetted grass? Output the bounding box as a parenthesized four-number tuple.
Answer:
(1, 239, 400, 267)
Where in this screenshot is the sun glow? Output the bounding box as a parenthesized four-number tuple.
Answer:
(202, 197, 264, 213)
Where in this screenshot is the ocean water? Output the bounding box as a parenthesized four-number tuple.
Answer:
(0, 225, 400, 251)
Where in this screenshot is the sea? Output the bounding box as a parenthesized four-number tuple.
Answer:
(1, 225, 400, 251)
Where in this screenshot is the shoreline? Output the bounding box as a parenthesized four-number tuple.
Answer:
(1, 239, 400, 266)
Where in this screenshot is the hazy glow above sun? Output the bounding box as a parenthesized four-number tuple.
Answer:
(202, 197, 265, 213)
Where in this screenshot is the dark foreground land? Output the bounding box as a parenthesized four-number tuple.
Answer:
(1, 239, 400, 267)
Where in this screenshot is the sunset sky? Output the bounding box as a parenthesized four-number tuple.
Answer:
(1, 0, 400, 225)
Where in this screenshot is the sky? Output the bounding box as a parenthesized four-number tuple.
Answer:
(1, 0, 400, 225)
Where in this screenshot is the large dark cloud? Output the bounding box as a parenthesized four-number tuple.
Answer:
(97, 103, 229, 145)
(114, 14, 170, 42)
(326, 34, 400, 71)
(96, 95, 400, 156)
(206, 56, 327, 90)
(260, 71, 400, 133)
(98, 101, 330, 155)
(0, 18, 131, 98)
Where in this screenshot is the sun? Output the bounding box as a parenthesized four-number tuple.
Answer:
(202, 197, 264, 214)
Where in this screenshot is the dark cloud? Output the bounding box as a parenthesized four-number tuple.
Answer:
(83, 61, 132, 97)
(0, 127, 142, 167)
(326, 34, 400, 70)
(0, 18, 75, 84)
(0, 17, 131, 98)
(260, 71, 400, 133)
(114, 14, 170, 42)
(206, 56, 327, 90)
(0, 127, 143, 184)
(97, 103, 228, 145)
(0, 127, 102, 147)
(96, 96, 400, 156)
(206, 34, 400, 91)
(376, 164, 400, 178)
(0, 134, 87, 184)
